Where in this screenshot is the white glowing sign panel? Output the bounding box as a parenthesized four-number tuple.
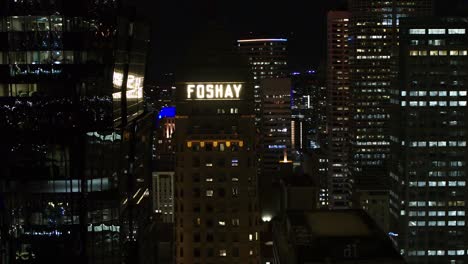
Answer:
(112, 71, 144, 99)
(186, 83, 243, 100)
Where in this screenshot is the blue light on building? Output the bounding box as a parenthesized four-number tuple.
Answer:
(158, 106, 176, 120)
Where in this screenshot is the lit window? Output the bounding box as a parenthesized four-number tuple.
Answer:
(449, 29, 466, 34)
(231, 158, 239, 167)
(206, 190, 214, 197)
(428, 29, 446, 34)
(249, 234, 253, 241)
(409, 29, 425, 34)
(219, 249, 227, 257)
(218, 220, 226, 226)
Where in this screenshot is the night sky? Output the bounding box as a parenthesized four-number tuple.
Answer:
(136, 0, 467, 82)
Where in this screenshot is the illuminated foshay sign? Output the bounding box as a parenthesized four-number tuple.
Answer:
(186, 82, 243, 100)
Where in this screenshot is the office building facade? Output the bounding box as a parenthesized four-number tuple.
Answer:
(174, 26, 260, 264)
(349, 0, 433, 192)
(175, 81, 261, 263)
(0, 1, 152, 263)
(391, 17, 468, 263)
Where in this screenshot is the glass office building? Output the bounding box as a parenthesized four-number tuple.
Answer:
(0, 1, 152, 263)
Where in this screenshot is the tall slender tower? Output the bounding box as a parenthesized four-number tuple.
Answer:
(349, 0, 433, 199)
(174, 25, 260, 264)
(326, 10, 351, 209)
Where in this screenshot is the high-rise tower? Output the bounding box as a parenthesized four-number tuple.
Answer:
(349, 0, 433, 201)
(174, 25, 260, 264)
(391, 17, 468, 263)
(327, 10, 352, 209)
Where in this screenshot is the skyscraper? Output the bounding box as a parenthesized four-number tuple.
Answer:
(260, 78, 292, 217)
(391, 17, 468, 263)
(237, 38, 288, 119)
(348, 0, 433, 204)
(0, 1, 152, 263)
(174, 25, 260, 264)
(327, 10, 352, 209)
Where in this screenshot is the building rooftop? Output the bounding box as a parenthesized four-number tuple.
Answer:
(273, 210, 405, 263)
(306, 211, 371, 237)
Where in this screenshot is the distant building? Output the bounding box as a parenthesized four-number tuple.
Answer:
(237, 38, 288, 120)
(327, 11, 352, 209)
(272, 210, 405, 264)
(291, 71, 327, 151)
(391, 17, 468, 263)
(260, 78, 292, 218)
(152, 172, 175, 223)
(304, 150, 329, 208)
(261, 78, 292, 175)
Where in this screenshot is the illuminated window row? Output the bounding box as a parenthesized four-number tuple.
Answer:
(409, 141, 466, 147)
(408, 250, 466, 257)
(408, 210, 466, 217)
(409, 50, 468, 56)
(409, 28, 466, 35)
(402, 101, 467, 107)
(402, 91, 467, 97)
(409, 220, 465, 227)
(428, 171, 465, 177)
(355, 141, 390, 146)
(431, 161, 465, 167)
(409, 181, 466, 187)
(409, 201, 465, 207)
(356, 55, 391, 60)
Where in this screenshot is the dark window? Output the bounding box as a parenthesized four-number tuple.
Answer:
(206, 143, 213, 151)
(218, 188, 226, 197)
(192, 157, 200, 167)
(193, 173, 200, 182)
(232, 247, 239, 257)
(194, 233, 201, 243)
(193, 188, 200, 198)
